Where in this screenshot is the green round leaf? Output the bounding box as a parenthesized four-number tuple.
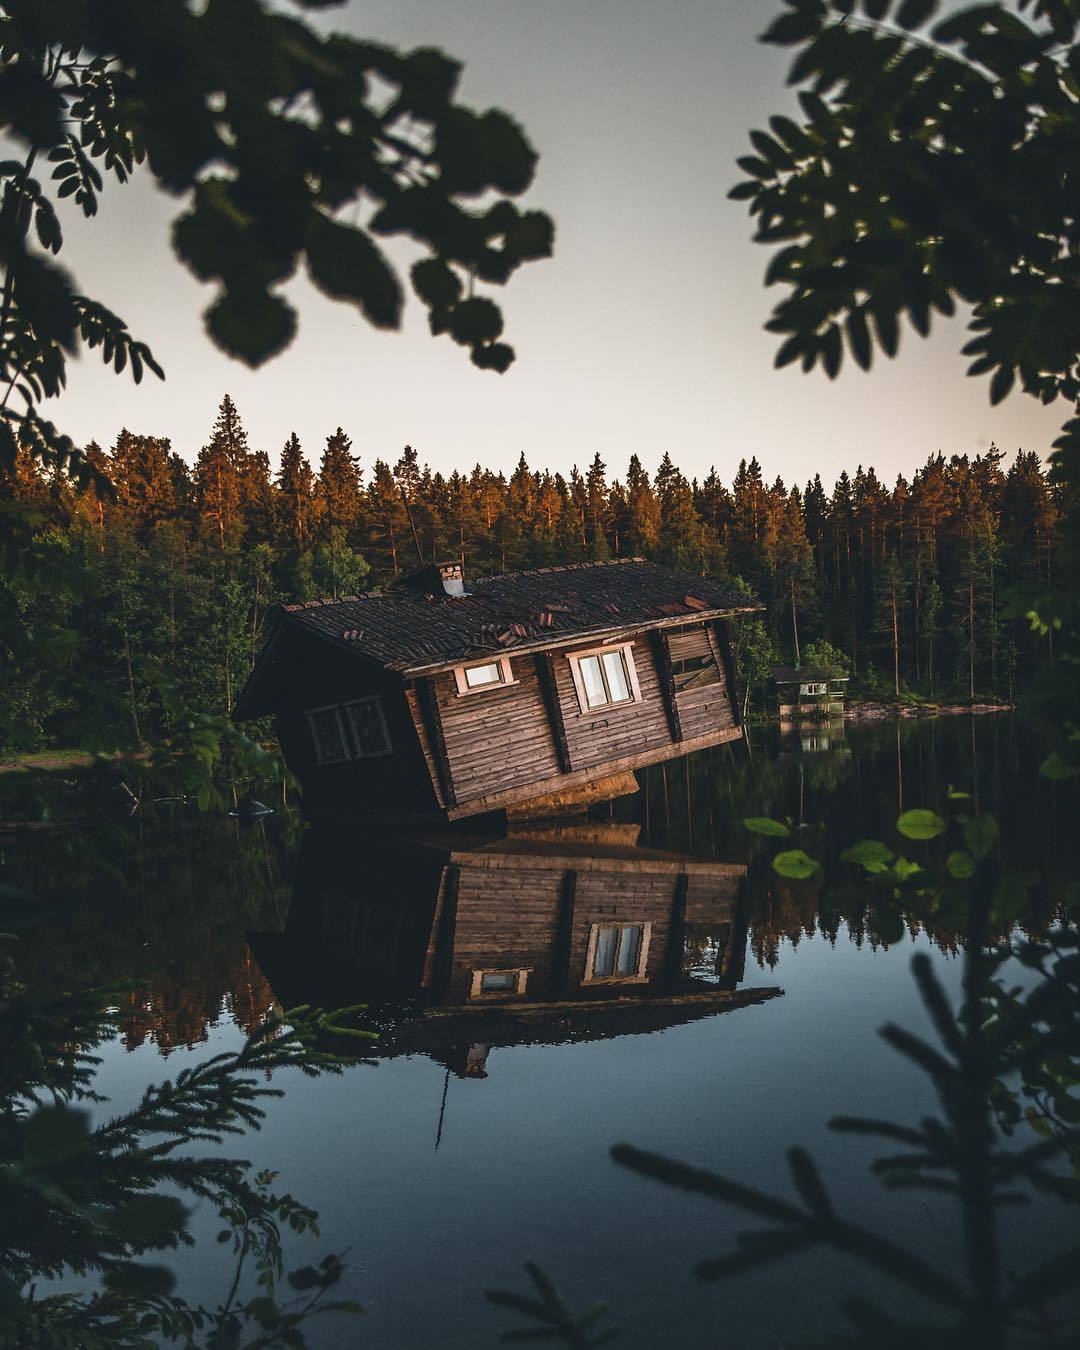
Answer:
(896, 809, 945, 840)
(744, 816, 790, 837)
(840, 838, 894, 869)
(962, 814, 998, 860)
(946, 850, 975, 879)
(772, 849, 818, 880)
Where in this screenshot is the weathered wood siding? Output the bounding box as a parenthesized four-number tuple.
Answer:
(673, 624, 737, 741)
(553, 637, 673, 773)
(444, 863, 566, 1002)
(432, 660, 562, 805)
(432, 621, 742, 808)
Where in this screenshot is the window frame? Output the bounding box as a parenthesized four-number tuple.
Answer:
(800, 681, 828, 698)
(305, 695, 393, 765)
(566, 641, 643, 715)
(469, 967, 531, 999)
(343, 695, 393, 759)
(305, 703, 352, 766)
(582, 920, 652, 985)
(453, 655, 517, 696)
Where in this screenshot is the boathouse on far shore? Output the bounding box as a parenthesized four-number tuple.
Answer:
(234, 558, 761, 823)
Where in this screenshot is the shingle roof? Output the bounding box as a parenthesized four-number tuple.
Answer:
(275, 558, 759, 676)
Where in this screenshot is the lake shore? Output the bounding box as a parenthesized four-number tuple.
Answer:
(844, 700, 1012, 722)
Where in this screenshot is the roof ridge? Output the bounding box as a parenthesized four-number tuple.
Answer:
(478, 557, 646, 584)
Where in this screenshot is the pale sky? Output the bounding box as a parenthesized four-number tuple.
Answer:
(52, 0, 1065, 488)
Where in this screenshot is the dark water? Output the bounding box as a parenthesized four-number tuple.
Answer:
(11, 714, 1078, 1347)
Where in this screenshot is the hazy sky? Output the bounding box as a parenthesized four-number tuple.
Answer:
(52, 0, 1065, 488)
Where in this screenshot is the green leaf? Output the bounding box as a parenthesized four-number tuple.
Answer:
(306, 216, 402, 328)
(840, 838, 894, 870)
(744, 816, 790, 837)
(962, 813, 998, 860)
(896, 809, 945, 840)
(410, 257, 461, 309)
(946, 850, 975, 879)
(892, 857, 922, 881)
(206, 288, 297, 366)
(773, 849, 818, 880)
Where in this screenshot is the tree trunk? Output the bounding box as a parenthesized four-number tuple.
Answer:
(891, 585, 900, 698)
(120, 585, 143, 748)
(790, 579, 801, 665)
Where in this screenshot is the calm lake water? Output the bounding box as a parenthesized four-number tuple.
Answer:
(13, 714, 1078, 1347)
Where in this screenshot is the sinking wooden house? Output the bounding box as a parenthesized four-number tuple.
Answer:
(235, 559, 759, 823)
(772, 665, 849, 721)
(249, 822, 781, 1076)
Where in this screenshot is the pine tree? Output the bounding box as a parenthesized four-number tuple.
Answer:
(275, 432, 315, 551)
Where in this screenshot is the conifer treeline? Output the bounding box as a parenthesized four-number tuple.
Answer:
(4, 395, 1059, 749)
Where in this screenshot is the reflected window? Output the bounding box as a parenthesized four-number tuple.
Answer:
(569, 644, 640, 712)
(584, 921, 650, 983)
(470, 968, 530, 999)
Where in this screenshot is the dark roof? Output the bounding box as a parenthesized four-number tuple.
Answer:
(268, 559, 759, 677)
(771, 665, 850, 684)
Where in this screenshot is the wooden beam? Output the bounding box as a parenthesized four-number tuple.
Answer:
(445, 724, 743, 820)
(535, 652, 573, 773)
(415, 676, 457, 809)
(652, 630, 683, 743)
(713, 619, 744, 727)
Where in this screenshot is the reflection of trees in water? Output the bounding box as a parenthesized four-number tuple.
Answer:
(8, 812, 298, 1052)
(633, 715, 1074, 969)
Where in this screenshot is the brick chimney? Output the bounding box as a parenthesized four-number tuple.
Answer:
(436, 560, 465, 597)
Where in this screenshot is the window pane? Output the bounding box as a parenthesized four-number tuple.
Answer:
(346, 698, 390, 757)
(616, 925, 643, 975)
(309, 708, 347, 763)
(593, 925, 618, 977)
(579, 655, 608, 708)
(601, 650, 631, 702)
(481, 971, 517, 992)
(465, 661, 502, 688)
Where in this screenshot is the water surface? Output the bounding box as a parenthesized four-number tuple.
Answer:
(13, 714, 1077, 1346)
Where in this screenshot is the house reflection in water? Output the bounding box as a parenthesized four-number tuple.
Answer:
(251, 822, 782, 1080)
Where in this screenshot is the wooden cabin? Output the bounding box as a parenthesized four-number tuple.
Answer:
(249, 823, 781, 1076)
(772, 665, 849, 720)
(235, 559, 760, 823)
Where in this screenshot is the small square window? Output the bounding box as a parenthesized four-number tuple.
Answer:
(469, 968, 530, 998)
(454, 657, 516, 695)
(465, 661, 503, 689)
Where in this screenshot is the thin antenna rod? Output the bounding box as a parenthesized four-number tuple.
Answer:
(434, 1066, 450, 1154)
(398, 472, 425, 567)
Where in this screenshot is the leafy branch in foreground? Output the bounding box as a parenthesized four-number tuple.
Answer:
(1, 914, 376, 1347)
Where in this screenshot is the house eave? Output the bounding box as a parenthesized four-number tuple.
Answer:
(396, 605, 763, 680)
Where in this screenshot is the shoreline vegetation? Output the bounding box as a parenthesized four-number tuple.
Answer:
(2, 393, 1057, 761)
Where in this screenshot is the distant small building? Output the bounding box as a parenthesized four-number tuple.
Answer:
(771, 665, 849, 720)
(235, 559, 760, 824)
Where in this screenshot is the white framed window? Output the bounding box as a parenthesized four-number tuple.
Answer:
(800, 682, 827, 697)
(305, 695, 392, 764)
(567, 642, 642, 713)
(453, 655, 517, 695)
(583, 922, 651, 984)
(469, 968, 530, 999)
